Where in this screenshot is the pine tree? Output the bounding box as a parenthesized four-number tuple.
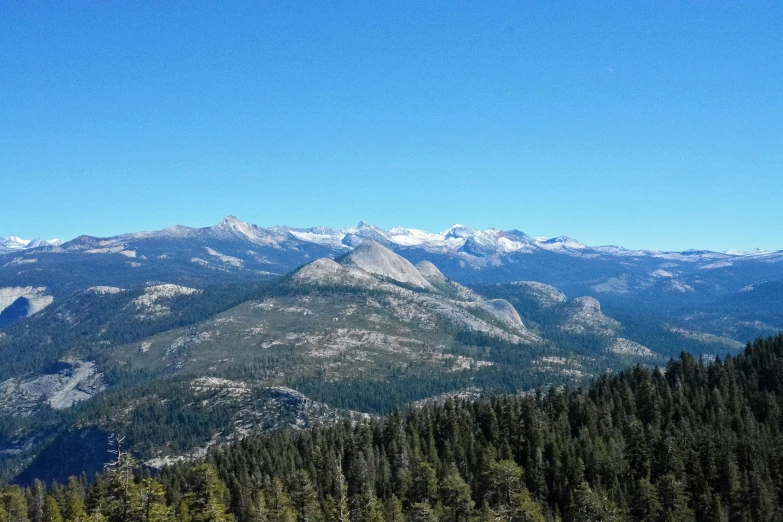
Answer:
(629, 478, 660, 522)
(487, 460, 524, 508)
(138, 478, 169, 522)
(351, 488, 383, 522)
(406, 503, 436, 522)
(656, 473, 693, 522)
(567, 482, 623, 522)
(410, 463, 438, 504)
(509, 490, 545, 522)
(265, 480, 295, 522)
(175, 501, 192, 522)
(41, 498, 61, 522)
(31, 481, 46, 522)
(439, 469, 473, 522)
(328, 459, 349, 522)
(251, 490, 268, 522)
(290, 471, 320, 522)
(62, 477, 87, 522)
(2, 485, 30, 522)
(184, 465, 233, 522)
(381, 496, 403, 522)
(100, 450, 141, 522)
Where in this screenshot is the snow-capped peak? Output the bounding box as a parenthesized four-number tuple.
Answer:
(9, 235, 30, 245)
(442, 224, 478, 240)
(0, 235, 65, 254)
(535, 236, 588, 251)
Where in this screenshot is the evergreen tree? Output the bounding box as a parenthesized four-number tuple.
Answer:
(487, 460, 523, 508)
(41, 498, 61, 522)
(406, 503, 436, 522)
(251, 490, 267, 522)
(409, 463, 438, 505)
(30, 481, 46, 522)
(508, 490, 545, 522)
(265, 480, 295, 522)
(439, 469, 473, 522)
(629, 478, 660, 522)
(2, 486, 30, 522)
(567, 482, 623, 522)
(656, 474, 693, 522)
(351, 488, 383, 522)
(138, 478, 169, 522)
(184, 465, 233, 522)
(289, 471, 319, 522)
(381, 496, 403, 522)
(328, 459, 349, 522)
(62, 477, 87, 522)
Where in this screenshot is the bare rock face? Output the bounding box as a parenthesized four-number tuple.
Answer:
(609, 338, 654, 357)
(561, 296, 619, 336)
(88, 286, 125, 295)
(293, 258, 343, 282)
(292, 258, 376, 287)
(343, 240, 433, 289)
(483, 299, 524, 325)
(415, 260, 447, 283)
(129, 284, 200, 318)
(0, 286, 53, 316)
(0, 361, 105, 414)
(509, 281, 567, 307)
(570, 296, 602, 314)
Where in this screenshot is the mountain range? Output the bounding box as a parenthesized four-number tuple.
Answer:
(2, 216, 782, 339)
(0, 217, 781, 485)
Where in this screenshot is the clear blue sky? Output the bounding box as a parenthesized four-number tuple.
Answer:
(2, 2, 781, 251)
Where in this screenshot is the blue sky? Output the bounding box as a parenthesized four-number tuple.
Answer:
(1, 2, 781, 251)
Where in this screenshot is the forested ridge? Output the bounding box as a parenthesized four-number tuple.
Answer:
(5, 334, 783, 522)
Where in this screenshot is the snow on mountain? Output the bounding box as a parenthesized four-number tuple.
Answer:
(5, 217, 782, 265)
(0, 236, 62, 255)
(534, 236, 588, 252)
(285, 228, 347, 248)
(5, 236, 30, 248)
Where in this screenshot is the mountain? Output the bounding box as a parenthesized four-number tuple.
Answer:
(0, 236, 62, 255)
(3, 216, 782, 342)
(1, 217, 781, 484)
(0, 241, 679, 484)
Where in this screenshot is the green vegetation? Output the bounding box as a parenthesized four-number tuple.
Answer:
(3, 334, 783, 521)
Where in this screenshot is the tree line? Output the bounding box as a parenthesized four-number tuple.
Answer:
(5, 334, 783, 521)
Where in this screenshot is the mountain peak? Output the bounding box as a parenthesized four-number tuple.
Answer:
(344, 240, 433, 288)
(442, 224, 476, 238)
(7, 235, 30, 245)
(215, 215, 261, 240)
(221, 215, 244, 227)
(415, 260, 447, 283)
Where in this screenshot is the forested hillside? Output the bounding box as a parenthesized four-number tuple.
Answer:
(4, 334, 783, 522)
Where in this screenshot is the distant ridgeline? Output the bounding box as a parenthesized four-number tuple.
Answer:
(3, 334, 783, 522)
